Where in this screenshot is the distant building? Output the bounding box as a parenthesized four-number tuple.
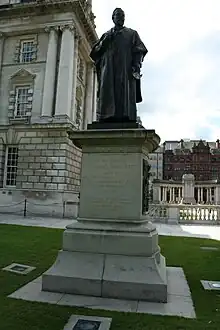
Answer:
(163, 139, 220, 181)
(148, 146, 163, 181)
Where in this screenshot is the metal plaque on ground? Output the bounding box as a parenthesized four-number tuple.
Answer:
(2, 263, 36, 275)
(63, 315, 112, 330)
(201, 280, 220, 291)
(73, 319, 101, 330)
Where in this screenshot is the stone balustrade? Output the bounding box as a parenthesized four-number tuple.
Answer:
(153, 183, 220, 205)
(147, 203, 220, 225)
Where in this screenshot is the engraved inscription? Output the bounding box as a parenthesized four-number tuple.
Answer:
(81, 153, 140, 218)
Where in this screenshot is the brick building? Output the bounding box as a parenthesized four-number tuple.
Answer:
(0, 0, 97, 217)
(163, 139, 220, 181)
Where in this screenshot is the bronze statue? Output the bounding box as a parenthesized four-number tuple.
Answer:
(90, 8, 147, 123)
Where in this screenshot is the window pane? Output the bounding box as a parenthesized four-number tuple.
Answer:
(21, 41, 34, 63)
(5, 147, 18, 186)
(15, 87, 30, 117)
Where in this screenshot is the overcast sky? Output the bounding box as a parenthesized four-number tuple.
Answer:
(92, 0, 220, 142)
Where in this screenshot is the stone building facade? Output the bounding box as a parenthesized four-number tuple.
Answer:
(148, 146, 163, 181)
(0, 0, 97, 217)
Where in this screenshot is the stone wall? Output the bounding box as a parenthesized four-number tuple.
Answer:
(0, 124, 82, 218)
(17, 126, 81, 192)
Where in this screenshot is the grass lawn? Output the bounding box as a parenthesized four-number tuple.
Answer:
(0, 224, 220, 330)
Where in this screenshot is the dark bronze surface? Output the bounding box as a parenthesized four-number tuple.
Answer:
(90, 8, 147, 124)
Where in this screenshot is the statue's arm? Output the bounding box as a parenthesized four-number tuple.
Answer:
(131, 31, 148, 79)
(90, 33, 111, 61)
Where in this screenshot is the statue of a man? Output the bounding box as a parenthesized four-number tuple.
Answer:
(90, 8, 148, 123)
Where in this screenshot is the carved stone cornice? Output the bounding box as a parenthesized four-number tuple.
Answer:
(74, 29, 82, 43)
(0, 1, 98, 46)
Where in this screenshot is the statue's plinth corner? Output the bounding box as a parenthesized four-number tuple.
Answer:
(68, 121, 160, 154)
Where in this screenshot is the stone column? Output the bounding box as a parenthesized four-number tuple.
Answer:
(178, 187, 181, 200)
(71, 33, 80, 123)
(0, 32, 6, 124)
(158, 186, 162, 202)
(41, 26, 58, 117)
(215, 187, 219, 205)
(55, 24, 75, 119)
(162, 187, 165, 202)
(200, 187, 203, 203)
(163, 187, 167, 202)
(208, 188, 210, 204)
(198, 187, 200, 203)
(0, 33, 5, 73)
(83, 62, 94, 128)
(92, 68, 98, 122)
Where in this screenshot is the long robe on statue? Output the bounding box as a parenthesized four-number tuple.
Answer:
(90, 27, 148, 122)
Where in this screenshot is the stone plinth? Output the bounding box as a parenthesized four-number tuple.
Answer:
(42, 128, 168, 303)
(182, 174, 196, 204)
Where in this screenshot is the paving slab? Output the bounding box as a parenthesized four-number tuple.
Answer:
(9, 279, 64, 304)
(8, 267, 196, 319)
(58, 293, 138, 312)
(0, 214, 220, 241)
(137, 294, 195, 318)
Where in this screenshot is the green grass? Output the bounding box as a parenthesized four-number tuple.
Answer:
(0, 225, 220, 330)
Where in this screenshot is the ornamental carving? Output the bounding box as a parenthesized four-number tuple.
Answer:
(59, 24, 75, 32)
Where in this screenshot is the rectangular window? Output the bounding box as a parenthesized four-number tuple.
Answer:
(4, 146, 18, 187)
(14, 86, 30, 117)
(20, 40, 35, 63)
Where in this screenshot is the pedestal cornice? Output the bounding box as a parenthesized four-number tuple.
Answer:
(68, 128, 160, 154)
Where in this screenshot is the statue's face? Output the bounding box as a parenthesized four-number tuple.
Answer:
(112, 9, 125, 26)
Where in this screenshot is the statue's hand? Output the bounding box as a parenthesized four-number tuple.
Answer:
(132, 65, 142, 79)
(132, 72, 142, 80)
(101, 32, 112, 47)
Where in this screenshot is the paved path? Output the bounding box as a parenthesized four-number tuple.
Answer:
(0, 214, 219, 241)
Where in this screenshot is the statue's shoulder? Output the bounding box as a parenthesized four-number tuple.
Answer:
(101, 28, 113, 38)
(124, 27, 138, 35)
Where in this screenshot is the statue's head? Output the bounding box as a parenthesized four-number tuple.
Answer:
(112, 8, 125, 27)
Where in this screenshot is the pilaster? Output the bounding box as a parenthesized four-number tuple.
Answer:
(0, 32, 5, 75)
(55, 24, 75, 120)
(41, 26, 59, 117)
(83, 62, 94, 129)
(92, 68, 97, 122)
(71, 32, 80, 123)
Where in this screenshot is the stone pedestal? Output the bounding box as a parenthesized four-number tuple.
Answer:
(182, 174, 196, 204)
(42, 128, 168, 303)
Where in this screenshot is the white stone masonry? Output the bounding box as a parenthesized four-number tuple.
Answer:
(55, 25, 75, 119)
(41, 26, 58, 117)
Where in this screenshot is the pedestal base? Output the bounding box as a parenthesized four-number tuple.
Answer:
(42, 222, 167, 303)
(42, 128, 167, 303)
